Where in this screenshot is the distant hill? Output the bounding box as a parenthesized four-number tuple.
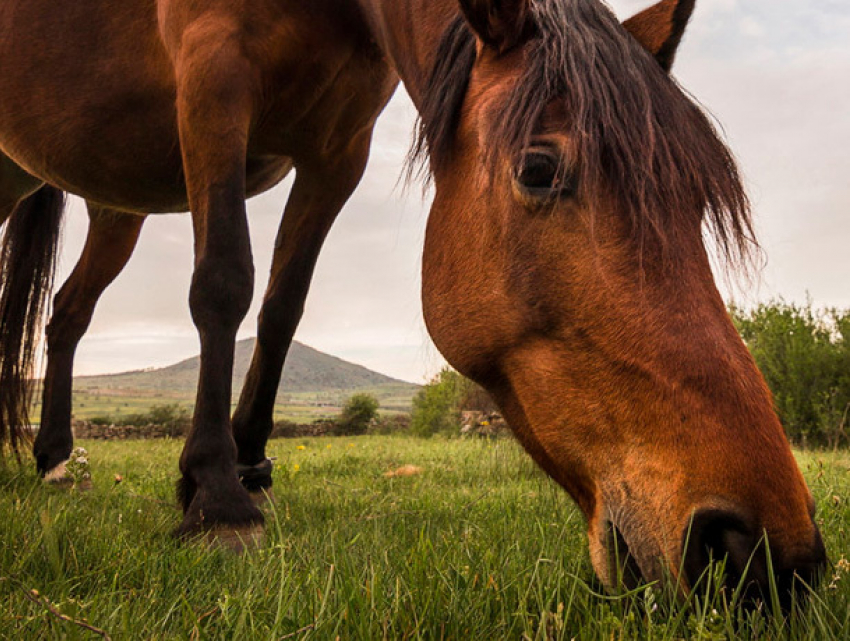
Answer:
(73, 338, 420, 411)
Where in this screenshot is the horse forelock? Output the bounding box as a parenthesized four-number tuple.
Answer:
(410, 0, 757, 269)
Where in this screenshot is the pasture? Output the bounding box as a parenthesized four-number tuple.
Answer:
(29, 385, 415, 426)
(0, 436, 848, 640)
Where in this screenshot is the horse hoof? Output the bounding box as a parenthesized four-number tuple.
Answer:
(43, 460, 73, 487)
(250, 487, 276, 507)
(42, 460, 93, 490)
(203, 524, 265, 552)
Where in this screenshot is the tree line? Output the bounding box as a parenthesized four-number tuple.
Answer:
(730, 301, 850, 448)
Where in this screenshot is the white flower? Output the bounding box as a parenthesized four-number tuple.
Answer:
(76, 457, 88, 466)
(73, 447, 88, 456)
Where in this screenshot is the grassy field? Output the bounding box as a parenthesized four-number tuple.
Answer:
(29, 386, 415, 426)
(0, 437, 848, 639)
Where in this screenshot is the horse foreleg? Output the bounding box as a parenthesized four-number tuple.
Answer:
(173, 33, 263, 547)
(231, 138, 372, 496)
(34, 205, 145, 480)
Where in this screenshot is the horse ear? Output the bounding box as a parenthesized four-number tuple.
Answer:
(458, 0, 530, 53)
(622, 0, 696, 72)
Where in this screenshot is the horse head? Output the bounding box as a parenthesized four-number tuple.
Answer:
(417, 0, 826, 607)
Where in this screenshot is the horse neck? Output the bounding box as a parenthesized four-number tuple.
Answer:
(356, 0, 459, 108)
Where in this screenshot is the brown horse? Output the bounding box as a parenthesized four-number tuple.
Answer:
(0, 0, 826, 607)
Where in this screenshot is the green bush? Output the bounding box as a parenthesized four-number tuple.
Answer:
(369, 413, 412, 435)
(411, 368, 469, 437)
(336, 393, 379, 435)
(731, 300, 850, 448)
(270, 419, 300, 439)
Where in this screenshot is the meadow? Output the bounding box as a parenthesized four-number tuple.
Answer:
(0, 436, 848, 640)
(29, 386, 414, 426)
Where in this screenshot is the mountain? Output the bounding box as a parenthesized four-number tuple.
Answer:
(73, 338, 420, 407)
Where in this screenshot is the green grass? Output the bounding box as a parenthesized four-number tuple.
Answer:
(29, 386, 413, 425)
(1, 438, 848, 639)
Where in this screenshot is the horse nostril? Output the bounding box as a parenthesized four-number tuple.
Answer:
(682, 509, 829, 611)
(682, 508, 758, 595)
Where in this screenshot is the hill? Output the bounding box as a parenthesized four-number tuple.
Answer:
(70, 339, 420, 418)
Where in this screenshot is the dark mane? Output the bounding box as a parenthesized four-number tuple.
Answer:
(411, 0, 755, 265)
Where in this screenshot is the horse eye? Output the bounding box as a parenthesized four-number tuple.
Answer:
(514, 150, 575, 200)
(516, 152, 558, 191)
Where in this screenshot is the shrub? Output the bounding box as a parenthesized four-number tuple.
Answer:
(270, 419, 300, 439)
(147, 404, 190, 431)
(369, 414, 412, 435)
(336, 393, 380, 435)
(269, 419, 339, 439)
(730, 300, 850, 448)
(410, 368, 502, 438)
(411, 368, 469, 437)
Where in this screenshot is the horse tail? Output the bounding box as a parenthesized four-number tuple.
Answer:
(0, 185, 66, 457)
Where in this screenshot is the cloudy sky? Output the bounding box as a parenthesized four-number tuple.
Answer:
(55, 0, 850, 383)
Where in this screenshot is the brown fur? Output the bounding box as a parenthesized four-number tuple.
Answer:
(413, 1, 752, 267)
(0, 0, 825, 604)
(623, 0, 696, 71)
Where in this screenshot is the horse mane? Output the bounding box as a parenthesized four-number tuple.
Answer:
(410, 0, 756, 266)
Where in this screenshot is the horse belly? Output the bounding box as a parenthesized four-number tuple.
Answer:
(0, 0, 191, 212)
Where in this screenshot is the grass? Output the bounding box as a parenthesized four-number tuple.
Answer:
(0, 437, 848, 639)
(30, 386, 414, 425)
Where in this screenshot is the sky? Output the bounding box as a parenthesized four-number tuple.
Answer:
(54, 0, 850, 384)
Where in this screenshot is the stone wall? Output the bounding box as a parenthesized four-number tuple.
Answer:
(460, 411, 510, 437)
(71, 414, 415, 440)
(73, 418, 356, 440)
(72, 420, 183, 440)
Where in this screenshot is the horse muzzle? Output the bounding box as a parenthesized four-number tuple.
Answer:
(680, 506, 827, 611)
(594, 502, 827, 612)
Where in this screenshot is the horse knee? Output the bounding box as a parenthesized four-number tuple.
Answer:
(189, 256, 254, 331)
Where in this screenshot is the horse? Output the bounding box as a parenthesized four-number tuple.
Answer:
(0, 0, 827, 608)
